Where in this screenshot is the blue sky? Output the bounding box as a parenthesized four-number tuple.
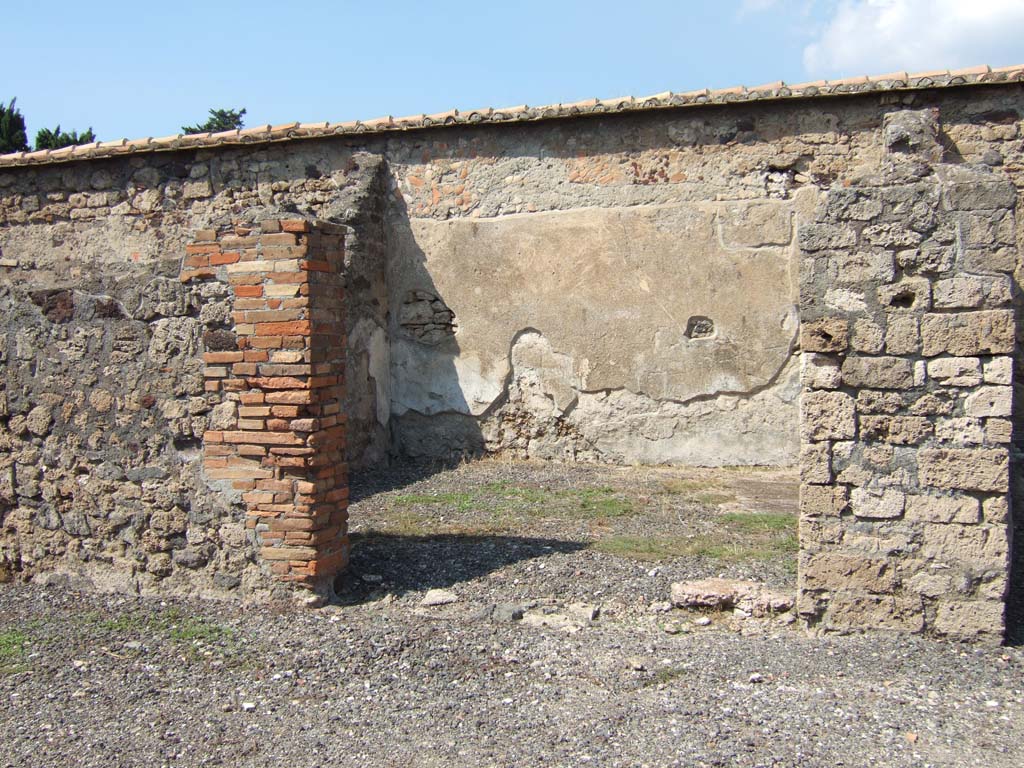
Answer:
(6, 0, 1024, 143)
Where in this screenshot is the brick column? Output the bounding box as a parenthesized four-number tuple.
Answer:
(184, 218, 348, 591)
(796, 111, 1015, 641)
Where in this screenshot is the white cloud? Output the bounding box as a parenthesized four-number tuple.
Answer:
(803, 0, 1024, 77)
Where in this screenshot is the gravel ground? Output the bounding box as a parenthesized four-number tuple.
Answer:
(1, 460, 1022, 768)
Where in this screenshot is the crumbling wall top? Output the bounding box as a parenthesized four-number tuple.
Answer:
(1, 64, 1022, 169)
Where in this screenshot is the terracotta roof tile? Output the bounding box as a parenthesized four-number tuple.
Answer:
(2, 63, 1021, 168)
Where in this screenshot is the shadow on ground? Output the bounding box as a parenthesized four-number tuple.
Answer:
(334, 532, 586, 604)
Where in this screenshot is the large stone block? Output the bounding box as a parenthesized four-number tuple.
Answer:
(851, 318, 885, 353)
(833, 250, 895, 285)
(932, 275, 1011, 309)
(850, 487, 905, 519)
(799, 484, 848, 517)
(921, 524, 1008, 566)
(858, 415, 932, 444)
(800, 442, 832, 484)
(926, 357, 981, 387)
(884, 315, 919, 354)
(963, 386, 1012, 418)
(800, 552, 899, 593)
(918, 448, 1008, 492)
(820, 593, 924, 632)
(934, 417, 985, 445)
(841, 356, 914, 389)
(903, 493, 981, 524)
(801, 390, 856, 441)
(877, 278, 931, 312)
(800, 353, 841, 389)
(943, 179, 1017, 211)
(799, 223, 857, 251)
(800, 317, 848, 353)
(920, 310, 1014, 356)
(933, 599, 1005, 642)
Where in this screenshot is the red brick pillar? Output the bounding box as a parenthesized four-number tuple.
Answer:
(184, 219, 349, 592)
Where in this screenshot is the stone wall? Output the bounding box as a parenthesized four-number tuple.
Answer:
(0, 81, 1022, 636)
(0, 219, 273, 596)
(797, 109, 1017, 641)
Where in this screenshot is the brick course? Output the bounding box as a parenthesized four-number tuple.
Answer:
(184, 219, 349, 591)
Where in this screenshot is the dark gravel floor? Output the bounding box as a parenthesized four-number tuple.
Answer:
(1, 460, 1022, 768)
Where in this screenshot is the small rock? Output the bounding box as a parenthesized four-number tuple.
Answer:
(749, 673, 764, 684)
(212, 573, 241, 590)
(297, 593, 326, 609)
(648, 601, 673, 613)
(493, 603, 525, 622)
(776, 612, 797, 626)
(733, 608, 750, 619)
(693, 616, 712, 627)
(661, 621, 688, 635)
(123, 641, 143, 651)
(241, 702, 256, 712)
(625, 657, 647, 671)
(421, 588, 459, 607)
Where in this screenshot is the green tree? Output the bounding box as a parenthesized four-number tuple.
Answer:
(0, 99, 29, 153)
(182, 107, 246, 134)
(34, 125, 97, 151)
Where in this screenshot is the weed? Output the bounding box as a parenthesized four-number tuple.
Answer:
(720, 511, 796, 533)
(392, 492, 475, 512)
(592, 507, 798, 563)
(0, 629, 27, 661)
(0, 629, 29, 674)
(383, 483, 635, 531)
(78, 606, 240, 662)
(567, 487, 633, 519)
(648, 664, 689, 686)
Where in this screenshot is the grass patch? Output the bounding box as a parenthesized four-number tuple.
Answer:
(0, 629, 28, 659)
(720, 511, 797, 533)
(380, 483, 635, 535)
(647, 665, 689, 687)
(393, 492, 475, 512)
(593, 510, 798, 564)
(566, 487, 633, 519)
(594, 535, 686, 561)
(0, 629, 29, 674)
(82, 607, 239, 661)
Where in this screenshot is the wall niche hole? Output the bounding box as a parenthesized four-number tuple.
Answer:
(685, 315, 716, 339)
(889, 290, 916, 309)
